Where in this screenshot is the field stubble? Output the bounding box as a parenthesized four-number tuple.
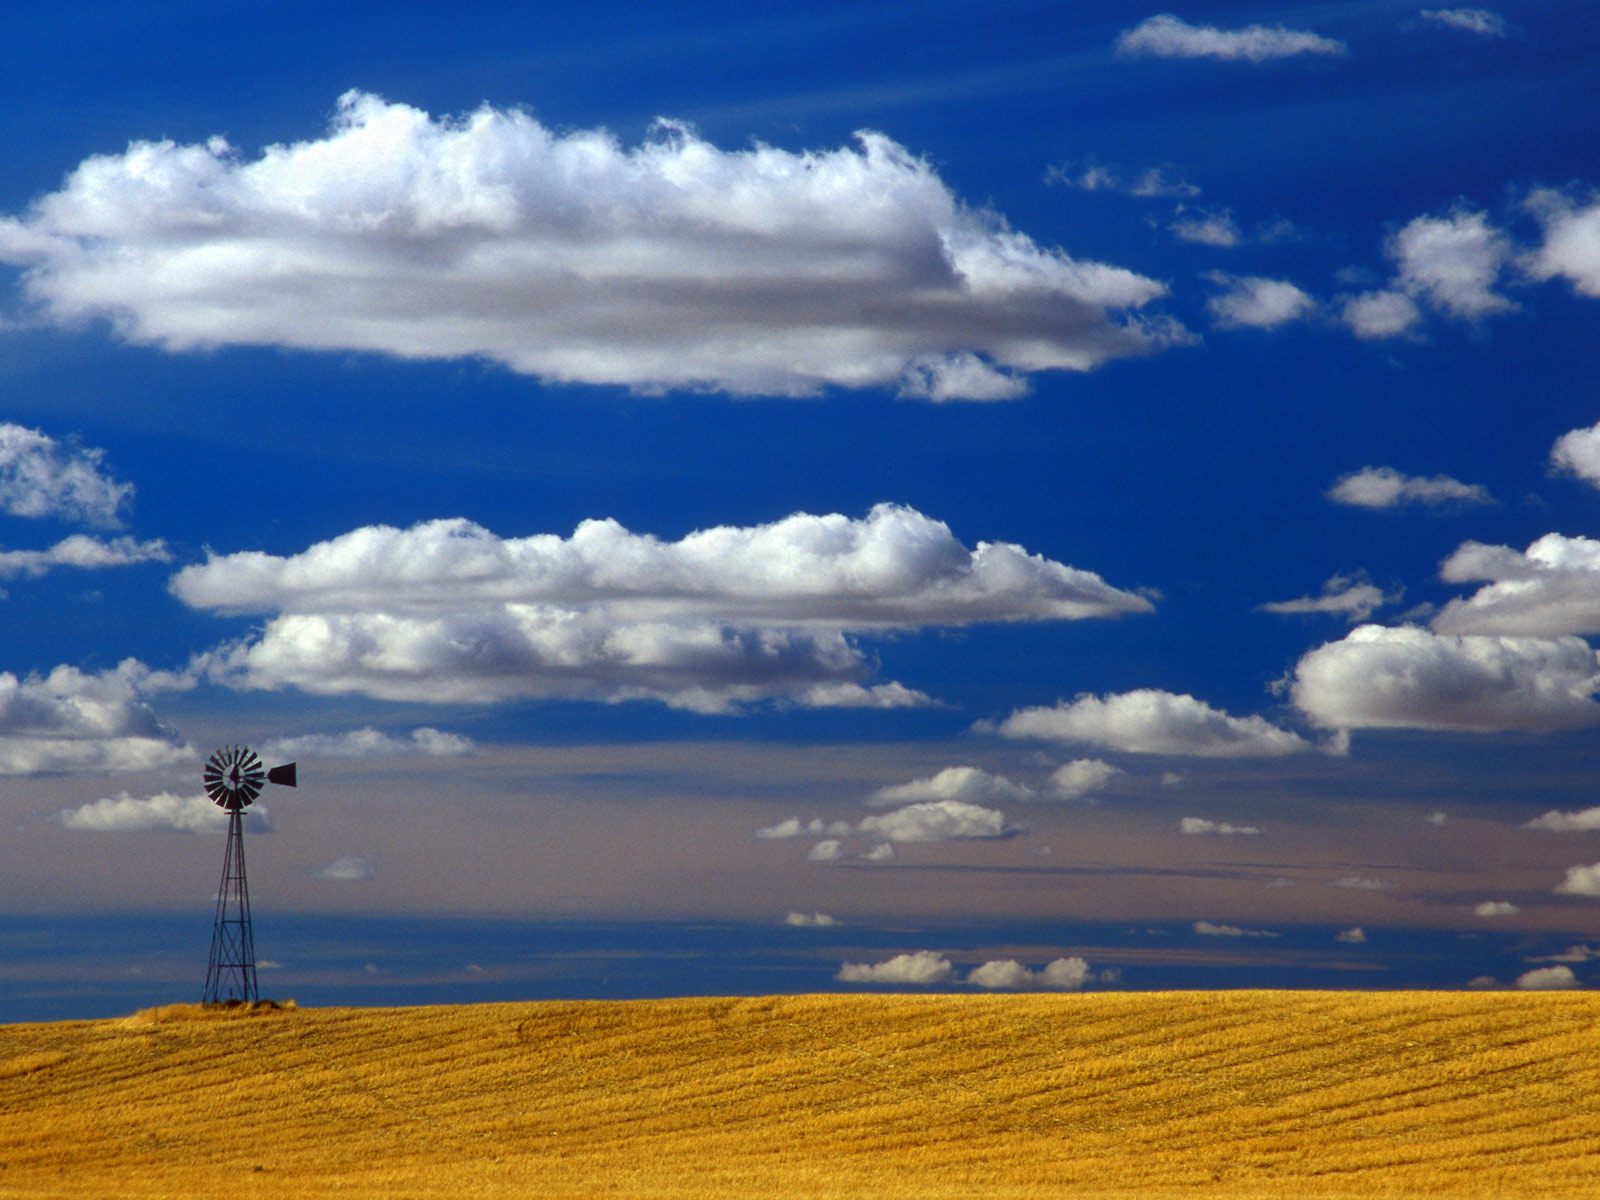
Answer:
(1, 991, 1597, 1198)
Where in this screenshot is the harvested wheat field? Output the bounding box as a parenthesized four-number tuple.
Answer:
(2, 991, 1599, 1199)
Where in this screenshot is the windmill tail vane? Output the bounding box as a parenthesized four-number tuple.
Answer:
(201, 744, 296, 1006)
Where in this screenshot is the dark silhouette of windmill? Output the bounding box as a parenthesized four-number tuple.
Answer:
(201, 745, 296, 1005)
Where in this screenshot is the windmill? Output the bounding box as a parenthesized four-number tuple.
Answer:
(201, 745, 296, 1005)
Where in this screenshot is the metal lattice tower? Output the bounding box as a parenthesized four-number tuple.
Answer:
(200, 744, 296, 1006)
(204, 804, 258, 1004)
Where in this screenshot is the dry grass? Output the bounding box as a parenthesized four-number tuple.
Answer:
(2, 991, 1598, 1198)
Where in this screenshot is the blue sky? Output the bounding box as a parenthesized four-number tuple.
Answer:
(3, 1, 1600, 1018)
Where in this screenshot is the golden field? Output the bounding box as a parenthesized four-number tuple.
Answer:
(2, 991, 1598, 1198)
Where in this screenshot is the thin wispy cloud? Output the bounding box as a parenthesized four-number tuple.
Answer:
(1418, 9, 1506, 37)
(1325, 466, 1491, 510)
(1116, 14, 1346, 63)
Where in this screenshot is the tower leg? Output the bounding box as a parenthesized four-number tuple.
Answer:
(203, 807, 258, 1004)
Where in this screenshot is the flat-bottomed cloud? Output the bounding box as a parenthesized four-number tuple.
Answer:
(0, 92, 1181, 401)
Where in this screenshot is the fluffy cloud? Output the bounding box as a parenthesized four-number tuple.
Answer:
(56, 791, 270, 834)
(1046, 162, 1198, 199)
(1525, 806, 1600, 833)
(0, 659, 190, 775)
(967, 957, 1094, 990)
(867, 765, 1034, 808)
(858, 799, 1014, 842)
(1116, 14, 1345, 62)
(1550, 420, 1600, 489)
(1180, 817, 1261, 836)
(262, 726, 473, 760)
(175, 505, 1146, 712)
(1341, 289, 1423, 339)
(1524, 190, 1600, 298)
(1474, 901, 1519, 917)
(836, 950, 954, 985)
(1419, 9, 1506, 36)
(1555, 863, 1600, 897)
(1389, 210, 1515, 319)
(1193, 921, 1278, 938)
(1343, 210, 1514, 337)
(1292, 624, 1600, 732)
(1335, 927, 1367, 944)
(994, 689, 1313, 757)
(1048, 758, 1122, 800)
(784, 911, 837, 928)
(1433, 533, 1600, 636)
(1515, 965, 1579, 990)
(755, 816, 854, 840)
(1325, 466, 1491, 509)
(0, 92, 1181, 401)
(1204, 273, 1315, 330)
(1173, 212, 1242, 248)
(1259, 573, 1394, 622)
(807, 840, 842, 862)
(0, 425, 132, 528)
(0, 535, 169, 580)
(316, 855, 376, 882)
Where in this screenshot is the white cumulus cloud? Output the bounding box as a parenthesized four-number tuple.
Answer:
(994, 688, 1313, 757)
(1524, 190, 1600, 299)
(0, 659, 191, 776)
(1116, 14, 1345, 62)
(1343, 209, 1514, 337)
(0, 91, 1181, 401)
(1515, 965, 1579, 990)
(1555, 863, 1600, 897)
(836, 950, 954, 985)
(1325, 466, 1491, 509)
(1525, 806, 1600, 833)
(1292, 624, 1600, 732)
(174, 505, 1148, 712)
(858, 799, 1014, 842)
(1550, 420, 1600, 490)
(867, 765, 1034, 808)
(1173, 212, 1242, 248)
(0, 424, 133, 528)
(1048, 758, 1123, 800)
(262, 726, 473, 759)
(57, 791, 270, 834)
(1433, 533, 1600, 637)
(967, 956, 1095, 990)
(1336, 926, 1367, 944)
(807, 840, 843, 862)
(1204, 272, 1315, 330)
(1474, 901, 1519, 917)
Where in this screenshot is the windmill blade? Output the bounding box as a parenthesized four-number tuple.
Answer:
(267, 762, 297, 788)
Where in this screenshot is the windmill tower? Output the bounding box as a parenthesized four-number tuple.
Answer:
(201, 745, 296, 1005)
